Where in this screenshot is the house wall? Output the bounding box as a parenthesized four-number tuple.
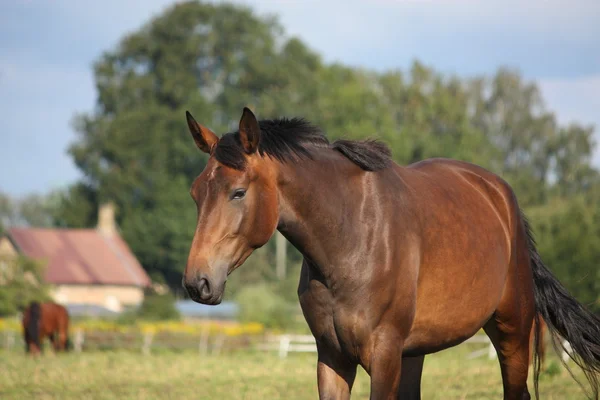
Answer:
(0, 237, 18, 284)
(51, 284, 145, 312)
(0, 237, 17, 257)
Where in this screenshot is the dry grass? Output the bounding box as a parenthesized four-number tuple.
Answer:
(0, 345, 587, 399)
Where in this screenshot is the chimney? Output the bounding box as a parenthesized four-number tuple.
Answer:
(97, 202, 117, 236)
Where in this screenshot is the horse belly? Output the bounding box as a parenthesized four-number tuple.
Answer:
(403, 217, 511, 355)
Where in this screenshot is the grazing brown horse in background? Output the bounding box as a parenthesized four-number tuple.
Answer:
(23, 301, 71, 355)
(181, 107, 600, 399)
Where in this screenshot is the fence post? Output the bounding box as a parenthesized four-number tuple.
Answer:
(487, 341, 497, 360)
(279, 335, 291, 359)
(199, 325, 209, 356)
(212, 333, 225, 356)
(4, 330, 15, 351)
(74, 329, 84, 353)
(142, 332, 154, 355)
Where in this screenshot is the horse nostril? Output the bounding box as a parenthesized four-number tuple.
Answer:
(198, 278, 212, 300)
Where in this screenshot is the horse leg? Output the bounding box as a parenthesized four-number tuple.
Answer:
(50, 332, 56, 350)
(484, 266, 535, 400)
(537, 320, 546, 370)
(58, 330, 68, 351)
(49, 332, 60, 353)
(29, 343, 41, 357)
(316, 345, 357, 400)
(365, 329, 404, 400)
(485, 315, 532, 400)
(61, 316, 70, 351)
(397, 355, 425, 400)
(54, 327, 68, 351)
(27, 335, 42, 357)
(24, 338, 39, 356)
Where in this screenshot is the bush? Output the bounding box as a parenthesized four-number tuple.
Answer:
(136, 292, 180, 321)
(0, 256, 51, 317)
(235, 284, 296, 330)
(542, 360, 562, 378)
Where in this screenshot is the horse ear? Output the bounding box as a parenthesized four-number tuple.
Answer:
(238, 107, 260, 154)
(186, 111, 218, 154)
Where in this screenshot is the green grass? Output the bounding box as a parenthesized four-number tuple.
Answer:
(0, 345, 587, 399)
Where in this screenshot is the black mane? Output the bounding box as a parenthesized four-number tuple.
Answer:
(214, 118, 392, 171)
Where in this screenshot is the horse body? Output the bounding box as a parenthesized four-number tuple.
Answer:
(23, 301, 70, 355)
(182, 108, 600, 400)
(287, 151, 534, 398)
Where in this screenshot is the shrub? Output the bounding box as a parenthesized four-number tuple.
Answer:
(136, 292, 180, 321)
(0, 256, 50, 317)
(235, 284, 296, 330)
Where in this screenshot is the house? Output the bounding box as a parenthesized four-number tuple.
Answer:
(0, 203, 151, 313)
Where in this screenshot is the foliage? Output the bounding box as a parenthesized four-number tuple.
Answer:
(48, 0, 599, 309)
(235, 284, 296, 330)
(0, 192, 12, 234)
(527, 195, 600, 313)
(135, 291, 181, 321)
(543, 361, 563, 378)
(0, 191, 58, 230)
(0, 256, 51, 317)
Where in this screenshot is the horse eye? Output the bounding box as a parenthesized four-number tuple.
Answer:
(231, 189, 246, 200)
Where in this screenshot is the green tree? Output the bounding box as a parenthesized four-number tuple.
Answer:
(468, 69, 597, 206)
(0, 256, 51, 317)
(0, 192, 17, 233)
(60, 1, 327, 286)
(136, 291, 180, 321)
(18, 194, 57, 227)
(527, 193, 600, 312)
(58, 0, 599, 306)
(0, 191, 60, 229)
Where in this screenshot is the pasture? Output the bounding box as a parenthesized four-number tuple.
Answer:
(0, 345, 585, 399)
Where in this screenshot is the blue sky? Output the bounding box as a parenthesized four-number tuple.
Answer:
(1, 0, 599, 197)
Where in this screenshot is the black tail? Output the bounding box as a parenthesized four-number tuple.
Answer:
(25, 301, 41, 352)
(523, 213, 600, 399)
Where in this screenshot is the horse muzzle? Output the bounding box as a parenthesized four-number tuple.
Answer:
(183, 269, 227, 305)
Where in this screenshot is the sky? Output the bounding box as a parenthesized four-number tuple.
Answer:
(1, 0, 599, 197)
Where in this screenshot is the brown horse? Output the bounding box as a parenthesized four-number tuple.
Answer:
(182, 107, 600, 400)
(23, 301, 71, 355)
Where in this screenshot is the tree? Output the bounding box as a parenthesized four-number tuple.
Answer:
(468, 69, 597, 206)
(527, 193, 600, 312)
(60, 0, 599, 301)
(0, 191, 58, 230)
(18, 194, 57, 227)
(135, 291, 180, 321)
(62, 1, 326, 286)
(0, 192, 17, 233)
(0, 256, 51, 317)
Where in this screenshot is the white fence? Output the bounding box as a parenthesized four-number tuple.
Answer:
(258, 333, 573, 362)
(257, 334, 318, 358)
(3, 328, 573, 361)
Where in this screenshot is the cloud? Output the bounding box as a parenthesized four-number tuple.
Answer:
(236, 0, 600, 77)
(0, 56, 92, 196)
(538, 75, 600, 126)
(538, 75, 600, 166)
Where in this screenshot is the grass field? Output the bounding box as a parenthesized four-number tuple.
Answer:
(0, 345, 587, 399)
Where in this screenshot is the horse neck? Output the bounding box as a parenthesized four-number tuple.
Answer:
(274, 151, 369, 283)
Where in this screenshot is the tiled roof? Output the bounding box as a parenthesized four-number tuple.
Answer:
(8, 227, 150, 287)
